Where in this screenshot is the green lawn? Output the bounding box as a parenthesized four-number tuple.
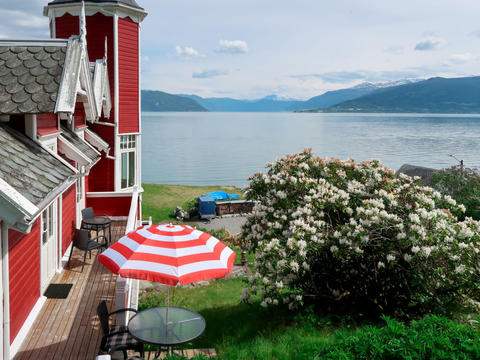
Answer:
(138, 183, 480, 359)
(141, 184, 243, 224)
(139, 277, 335, 360)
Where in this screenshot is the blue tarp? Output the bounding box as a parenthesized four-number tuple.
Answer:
(200, 191, 239, 200)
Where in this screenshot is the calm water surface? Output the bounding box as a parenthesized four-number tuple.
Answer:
(142, 112, 480, 187)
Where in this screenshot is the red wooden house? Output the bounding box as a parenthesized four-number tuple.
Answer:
(0, 1, 146, 358)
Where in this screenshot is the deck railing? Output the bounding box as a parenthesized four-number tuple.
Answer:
(116, 186, 140, 325)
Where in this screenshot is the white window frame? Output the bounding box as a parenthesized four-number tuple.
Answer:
(119, 134, 137, 190)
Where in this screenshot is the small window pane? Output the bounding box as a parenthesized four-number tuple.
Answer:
(128, 151, 135, 187)
(121, 152, 128, 188)
(48, 205, 53, 238)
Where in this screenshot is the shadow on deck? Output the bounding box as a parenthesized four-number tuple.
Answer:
(14, 221, 126, 360)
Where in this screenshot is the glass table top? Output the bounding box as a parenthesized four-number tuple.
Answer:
(128, 306, 206, 346)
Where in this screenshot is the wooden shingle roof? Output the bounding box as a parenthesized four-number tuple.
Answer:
(0, 42, 67, 114)
(0, 123, 72, 206)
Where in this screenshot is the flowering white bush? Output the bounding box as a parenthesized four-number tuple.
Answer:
(241, 149, 480, 316)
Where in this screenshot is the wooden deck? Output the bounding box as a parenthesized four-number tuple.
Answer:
(14, 222, 217, 360)
(15, 222, 126, 360)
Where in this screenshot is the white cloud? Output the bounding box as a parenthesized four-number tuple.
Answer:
(414, 36, 446, 51)
(175, 45, 204, 59)
(448, 53, 473, 64)
(1, 9, 47, 29)
(192, 69, 229, 79)
(216, 40, 248, 54)
(384, 45, 404, 55)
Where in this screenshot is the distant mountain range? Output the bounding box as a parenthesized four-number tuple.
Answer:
(142, 90, 206, 112)
(179, 94, 302, 112)
(141, 76, 480, 113)
(324, 76, 480, 113)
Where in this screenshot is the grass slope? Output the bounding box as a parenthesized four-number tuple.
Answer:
(142, 184, 243, 223)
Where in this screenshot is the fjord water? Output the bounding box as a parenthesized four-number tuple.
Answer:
(142, 112, 480, 187)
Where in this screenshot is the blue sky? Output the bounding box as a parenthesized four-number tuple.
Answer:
(2, 0, 480, 99)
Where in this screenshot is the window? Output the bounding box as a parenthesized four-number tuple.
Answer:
(42, 203, 54, 244)
(120, 135, 136, 189)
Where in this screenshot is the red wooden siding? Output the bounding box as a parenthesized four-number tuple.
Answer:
(87, 124, 115, 192)
(36, 113, 58, 136)
(84, 173, 90, 193)
(8, 220, 41, 343)
(62, 186, 76, 255)
(55, 13, 79, 40)
(86, 196, 131, 216)
(118, 17, 139, 134)
(74, 102, 86, 129)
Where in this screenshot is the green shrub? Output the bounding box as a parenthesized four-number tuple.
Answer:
(183, 197, 199, 217)
(317, 315, 480, 359)
(241, 149, 480, 317)
(432, 165, 480, 220)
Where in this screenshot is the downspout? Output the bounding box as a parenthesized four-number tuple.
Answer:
(2, 223, 10, 360)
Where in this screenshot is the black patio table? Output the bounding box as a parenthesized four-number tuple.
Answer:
(82, 216, 112, 244)
(128, 306, 206, 355)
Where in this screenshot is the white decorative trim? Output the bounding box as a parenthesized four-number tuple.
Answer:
(25, 115, 37, 141)
(0, 178, 38, 219)
(0, 39, 68, 47)
(10, 296, 47, 359)
(44, 4, 147, 24)
(114, 14, 120, 192)
(84, 128, 109, 151)
(125, 186, 139, 234)
(51, 15, 56, 38)
(39, 142, 78, 174)
(59, 243, 73, 271)
(58, 135, 92, 166)
(86, 188, 144, 198)
(37, 131, 62, 142)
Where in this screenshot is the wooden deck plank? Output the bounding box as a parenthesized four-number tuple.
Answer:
(14, 222, 126, 360)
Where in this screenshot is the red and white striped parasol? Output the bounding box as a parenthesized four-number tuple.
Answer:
(98, 224, 236, 285)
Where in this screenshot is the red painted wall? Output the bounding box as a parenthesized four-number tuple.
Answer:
(37, 113, 58, 136)
(118, 17, 139, 134)
(86, 196, 131, 216)
(55, 13, 79, 40)
(62, 186, 76, 255)
(56, 12, 116, 193)
(8, 220, 40, 343)
(87, 124, 115, 192)
(74, 102, 86, 129)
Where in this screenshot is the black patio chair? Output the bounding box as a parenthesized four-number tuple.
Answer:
(97, 301, 144, 359)
(81, 207, 110, 229)
(67, 229, 108, 272)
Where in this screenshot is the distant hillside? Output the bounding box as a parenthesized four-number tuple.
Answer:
(291, 79, 420, 112)
(291, 85, 378, 111)
(325, 76, 480, 113)
(142, 90, 206, 112)
(180, 94, 302, 112)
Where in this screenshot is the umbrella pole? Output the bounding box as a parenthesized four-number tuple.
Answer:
(165, 285, 170, 338)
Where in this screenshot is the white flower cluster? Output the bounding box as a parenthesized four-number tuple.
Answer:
(241, 149, 480, 312)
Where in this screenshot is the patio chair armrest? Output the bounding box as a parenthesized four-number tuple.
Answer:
(108, 308, 138, 317)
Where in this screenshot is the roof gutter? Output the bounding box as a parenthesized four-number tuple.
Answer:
(15, 175, 78, 233)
